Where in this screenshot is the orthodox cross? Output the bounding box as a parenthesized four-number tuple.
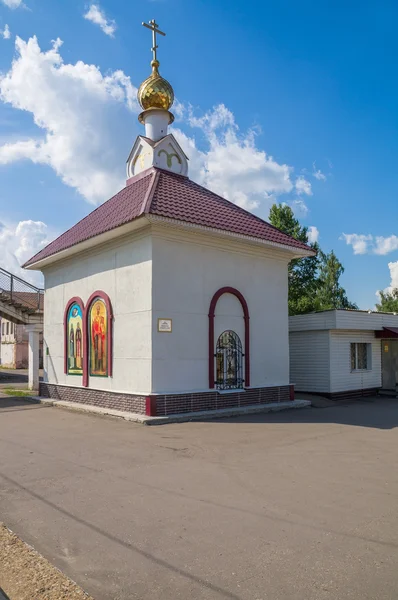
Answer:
(142, 19, 166, 62)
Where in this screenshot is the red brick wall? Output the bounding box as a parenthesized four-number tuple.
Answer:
(154, 385, 291, 416)
(40, 383, 293, 417)
(40, 383, 146, 414)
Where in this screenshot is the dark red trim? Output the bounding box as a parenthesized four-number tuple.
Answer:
(63, 297, 85, 375)
(375, 327, 398, 338)
(83, 291, 113, 387)
(208, 286, 250, 389)
(145, 395, 157, 416)
(289, 384, 295, 401)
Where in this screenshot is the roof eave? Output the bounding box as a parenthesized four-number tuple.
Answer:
(146, 214, 315, 257)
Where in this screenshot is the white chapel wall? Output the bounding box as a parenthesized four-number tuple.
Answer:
(151, 229, 291, 393)
(43, 231, 153, 394)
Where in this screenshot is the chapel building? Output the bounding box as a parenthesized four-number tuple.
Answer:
(23, 20, 314, 416)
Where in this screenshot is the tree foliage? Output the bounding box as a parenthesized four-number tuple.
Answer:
(316, 250, 357, 310)
(375, 289, 398, 312)
(269, 203, 357, 315)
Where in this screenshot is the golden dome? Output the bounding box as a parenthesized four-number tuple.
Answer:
(137, 60, 174, 111)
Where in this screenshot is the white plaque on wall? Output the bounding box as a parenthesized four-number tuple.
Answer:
(158, 318, 172, 333)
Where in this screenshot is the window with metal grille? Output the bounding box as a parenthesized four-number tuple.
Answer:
(350, 342, 370, 371)
(216, 330, 244, 390)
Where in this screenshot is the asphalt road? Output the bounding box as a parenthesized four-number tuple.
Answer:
(0, 397, 397, 600)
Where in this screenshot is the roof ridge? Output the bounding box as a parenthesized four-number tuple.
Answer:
(140, 169, 160, 215)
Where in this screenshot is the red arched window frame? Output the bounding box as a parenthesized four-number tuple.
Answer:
(83, 291, 113, 387)
(64, 297, 85, 375)
(208, 287, 250, 389)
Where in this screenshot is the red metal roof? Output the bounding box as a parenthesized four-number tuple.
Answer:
(24, 168, 313, 267)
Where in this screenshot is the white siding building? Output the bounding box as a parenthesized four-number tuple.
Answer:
(289, 310, 398, 397)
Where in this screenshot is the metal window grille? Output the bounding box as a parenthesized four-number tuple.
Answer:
(215, 330, 244, 390)
(350, 342, 368, 370)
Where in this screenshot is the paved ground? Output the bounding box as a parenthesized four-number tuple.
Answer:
(0, 396, 397, 600)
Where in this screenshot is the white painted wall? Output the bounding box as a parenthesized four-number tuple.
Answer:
(330, 330, 381, 393)
(289, 330, 331, 393)
(151, 228, 290, 393)
(41, 224, 292, 396)
(43, 231, 153, 394)
(0, 340, 15, 367)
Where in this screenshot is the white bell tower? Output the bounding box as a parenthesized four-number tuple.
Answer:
(126, 19, 188, 179)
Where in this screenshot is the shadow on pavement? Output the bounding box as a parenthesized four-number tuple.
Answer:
(0, 397, 46, 413)
(0, 368, 43, 386)
(196, 397, 398, 430)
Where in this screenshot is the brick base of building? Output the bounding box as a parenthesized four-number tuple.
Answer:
(40, 382, 294, 417)
(39, 383, 146, 414)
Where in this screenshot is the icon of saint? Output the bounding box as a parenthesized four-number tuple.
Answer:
(91, 303, 106, 374)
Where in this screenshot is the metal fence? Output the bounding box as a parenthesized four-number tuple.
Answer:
(0, 267, 44, 313)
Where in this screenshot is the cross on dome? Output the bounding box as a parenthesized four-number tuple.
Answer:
(142, 19, 166, 63)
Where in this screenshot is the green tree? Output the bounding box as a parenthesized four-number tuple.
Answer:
(269, 204, 320, 315)
(315, 250, 357, 310)
(375, 289, 398, 312)
(269, 203, 357, 314)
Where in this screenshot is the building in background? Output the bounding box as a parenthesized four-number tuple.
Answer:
(0, 318, 43, 369)
(289, 309, 398, 398)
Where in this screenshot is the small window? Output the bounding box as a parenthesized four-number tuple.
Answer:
(351, 343, 371, 371)
(1, 322, 3, 335)
(6, 322, 9, 335)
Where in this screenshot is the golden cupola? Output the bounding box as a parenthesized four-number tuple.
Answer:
(138, 59, 174, 112)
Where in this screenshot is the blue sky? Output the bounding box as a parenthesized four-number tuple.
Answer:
(0, 0, 397, 308)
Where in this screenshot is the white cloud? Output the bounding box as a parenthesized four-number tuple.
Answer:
(387, 261, 398, 290)
(175, 105, 294, 211)
(340, 233, 373, 255)
(84, 4, 116, 37)
(312, 161, 326, 181)
(0, 220, 54, 284)
(291, 199, 309, 217)
(341, 233, 398, 256)
(307, 225, 319, 244)
(1, 0, 22, 7)
(1, 24, 11, 39)
(0, 37, 314, 218)
(373, 235, 398, 256)
(0, 36, 138, 204)
(376, 261, 398, 300)
(295, 175, 312, 196)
